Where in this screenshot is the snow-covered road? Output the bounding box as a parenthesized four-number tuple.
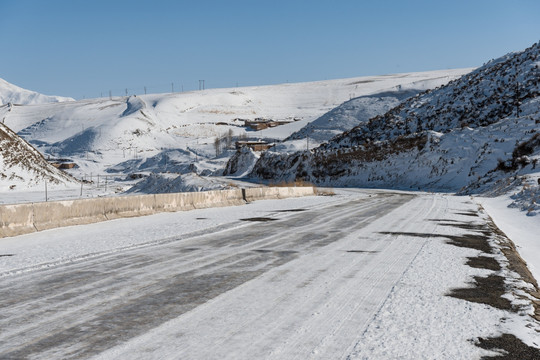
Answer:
(0, 191, 538, 359)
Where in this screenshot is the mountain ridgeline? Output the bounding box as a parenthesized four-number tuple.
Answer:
(251, 41, 540, 192)
(0, 78, 73, 106)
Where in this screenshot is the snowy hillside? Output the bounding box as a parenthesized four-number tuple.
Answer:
(125, 172, 236, 194)
(286, 89, 419, 143)
(0, 78, 73, 105)
(223, 147, 260, 177)
(251, 41, 540, 213)
(0, 70, 467, 195)
(0, 122, 78, 193)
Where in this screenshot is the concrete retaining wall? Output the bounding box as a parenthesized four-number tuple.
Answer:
(0, 186, 314, 238)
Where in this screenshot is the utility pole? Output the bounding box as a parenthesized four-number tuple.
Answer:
(45, 180, 48, 202)
(199, 80, 205, 90)
(109, 90, 112, 100)
(144, 86, 147, 95)
(125, 88, 128, 96)
(171, 82, 174, 93)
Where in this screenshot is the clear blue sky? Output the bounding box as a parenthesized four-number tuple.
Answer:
(1, 0, 539, 99)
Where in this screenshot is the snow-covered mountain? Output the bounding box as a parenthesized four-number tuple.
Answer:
(0, 122, 78, 192)
(0, 78, 74, 105)
(0, 70, 467, 186)
(250, 41, 540, 213)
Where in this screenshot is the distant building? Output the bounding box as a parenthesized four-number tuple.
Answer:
(47, 158, 77, 169)
(51, 162, 77, 169)
(244, 118, 293, 131)
(235, 140, 274, 152)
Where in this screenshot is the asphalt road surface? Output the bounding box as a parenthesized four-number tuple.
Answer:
(0, 192, 481, 359)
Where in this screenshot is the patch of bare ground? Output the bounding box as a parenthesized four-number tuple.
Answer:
(476, 333, 540, 359)
(466, 256, 501, 271)
(345, 250, 378, 254)
(455, 211, 480, 217)
(378, 230, 493, 253)
(240, 217, 277, 222)
(448, 274, 512, 311)
(444, 232, 494, 253)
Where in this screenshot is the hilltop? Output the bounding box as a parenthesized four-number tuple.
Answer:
(0, 78, 73, 105)
(251, 42, 540, 213)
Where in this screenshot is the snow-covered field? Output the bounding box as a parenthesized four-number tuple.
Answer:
(1, 190, 538, 359)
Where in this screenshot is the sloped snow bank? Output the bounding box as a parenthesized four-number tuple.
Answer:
(108, 149, 196, 174)
(477, 194, 540, 289)
(125, 173, 234, 194)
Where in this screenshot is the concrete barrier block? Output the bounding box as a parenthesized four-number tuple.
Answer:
(0, 203, 35, 237)
(244, 187, 271, 201)
(277, 186, 314, 198)
(244, 186, 314, 201)
(155, 192, 195, 212)
(191, 190, 216, 209)
(33, 198, 107, 231)
(211, 189, 245, 207)
(104, 194, 156, 220)
(189, 189, 244, 209)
